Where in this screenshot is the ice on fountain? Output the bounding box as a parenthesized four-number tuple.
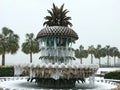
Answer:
(28, 63, 33, 68)
(72, 63, 78, 69)
(66, 63, 72, 68)
(47, 63, 53, 68)
(51, 72, 60, 80)
(51, 64, 61, 80)
(40, 63, 46, 68)
(30, 66, 33, 78)
(89, 75, 95, 88)
(60, 63, 66, 68)
(14, 62, 99, 78)
(54, 63, 59, 68)
(14, 64, 24, 76)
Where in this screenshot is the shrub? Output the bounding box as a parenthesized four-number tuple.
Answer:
(0, 66, 14, 77)
(104, 70, 120, 80)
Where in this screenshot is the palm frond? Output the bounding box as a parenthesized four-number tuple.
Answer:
(43, 3, 72, 27)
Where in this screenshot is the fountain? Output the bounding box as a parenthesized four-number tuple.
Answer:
(0, 4, 118, 90)
(13, 26, 99, 89)
(14, 4, 99, 89)
(35, 26, 99, 88)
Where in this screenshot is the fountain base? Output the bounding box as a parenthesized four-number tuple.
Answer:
(35, 78, 77, 89)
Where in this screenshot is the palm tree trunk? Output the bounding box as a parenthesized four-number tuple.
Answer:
(80, 58, 82, 64)
(30, 52, 32, 63)
(91, 54, 93, 64)
(107, 55, 109, 66)
(2, 54, 5, 66)
(114, 56, 116, 66)
(99, 58, 101, 67)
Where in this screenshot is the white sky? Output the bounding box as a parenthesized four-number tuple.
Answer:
(0, 0, 120, 65)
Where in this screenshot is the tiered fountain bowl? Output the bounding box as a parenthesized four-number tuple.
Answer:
(14, 26, 99, 89)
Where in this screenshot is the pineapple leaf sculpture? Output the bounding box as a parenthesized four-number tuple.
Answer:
(43, 3, 72, 27)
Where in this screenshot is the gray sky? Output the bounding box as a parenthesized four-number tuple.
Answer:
(0, 0, 120, 65)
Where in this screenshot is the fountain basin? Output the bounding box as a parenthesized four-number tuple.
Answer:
(0, 77, 118, 90)
(14, 63, 99, 88)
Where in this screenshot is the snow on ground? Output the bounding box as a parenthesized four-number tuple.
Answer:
(0, 77, 117, 90)
(96, 68, 120, 74)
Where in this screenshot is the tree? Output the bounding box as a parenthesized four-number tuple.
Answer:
(43, 3, 72, 27)
(117, 52, 120, 65)
(88, 45, 95, 64)
(75, 45, 88, 64)
(105, 45, 111, 66)
(109, 47, 119, 66)
(100, 48, 107, 65)
(94, 45, 101, 66)
(94, 45, 106, 66)
(0, 27, 19, 66)
(22, 33, 39, 63)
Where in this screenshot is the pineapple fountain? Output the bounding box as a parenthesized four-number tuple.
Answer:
(34, 26, 98, 88)
(14, 3, 99, 89)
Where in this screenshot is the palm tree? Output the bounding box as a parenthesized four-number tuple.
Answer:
(105, 45, 111, 66)
(22, 33, 39, 63)
(94, 45, 106, 66)
(43, 3, 72, 27)
(117, 52, 120, 65)
(109, 47, 119, 66)
(75, 45, 88, 64)
(0, 27, 19, 66)
(88, 45, 95, 64)
(94, 45, 101, 66)
(100, 47, 107, 66)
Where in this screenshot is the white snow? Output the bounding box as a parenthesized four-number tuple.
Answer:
(96, 68, 120, 74)
(0, 77, 117, 90)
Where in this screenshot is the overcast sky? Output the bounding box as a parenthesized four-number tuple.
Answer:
(0, 0, 120, 65)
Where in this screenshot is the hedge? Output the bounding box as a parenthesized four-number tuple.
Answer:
(0, 66, 14, 77)
(104, 70, 120, 80)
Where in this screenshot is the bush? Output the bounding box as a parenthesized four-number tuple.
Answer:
(0, 66, 14, 77)
(104, 70, 120, 80)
